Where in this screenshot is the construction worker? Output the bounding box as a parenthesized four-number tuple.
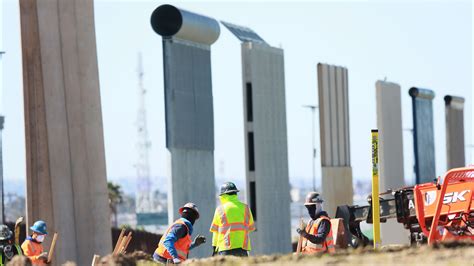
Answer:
(0, 225, 22, 265)
(210, 182, 255, 257)
(297, 192, 335, 254)
(154, 202, 206, 264)
(21, 220, 48, 265)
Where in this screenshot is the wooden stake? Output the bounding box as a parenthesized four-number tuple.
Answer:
(296, 218, 304, 253)
(14, 216, 24, 245)
(116, 232, 129, 255)
(91, 254, 100, 266)
(113, 229, 126, 255)
(120, 232, 132, 254)
(47, 233, 58, 263)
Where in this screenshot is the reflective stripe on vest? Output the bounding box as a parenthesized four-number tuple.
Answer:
(213, 205, 252, 250)
(0, 245, 22, 266)
(302, 217, 336, 254)
(155, 219, 192, 260)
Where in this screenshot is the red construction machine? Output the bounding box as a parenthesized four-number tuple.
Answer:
(336, 167, 474, 247)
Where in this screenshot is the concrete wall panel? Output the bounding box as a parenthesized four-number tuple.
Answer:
(317, 63, 353, 216)
(241, 42, 292, 255)
(152, 5, 219, 257)
(20, 0, 112, 264)
(444, 96, 465, 169)
(167, 149, 215, 257)
(409, 88, 436, 184)
(164, 40, 214, 150)
(375, 80, 409, 245)
(321, 167, 353, 217)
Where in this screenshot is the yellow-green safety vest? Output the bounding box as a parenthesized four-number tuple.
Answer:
(0, 244, 22, 266)
(210, 194, 256, 252)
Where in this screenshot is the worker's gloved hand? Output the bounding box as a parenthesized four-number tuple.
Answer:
(193, 235, 206, 247)
(297, 219, 307, 232)
(172, 257, 182, 264)
(296, 228, 308, 236)
(38, 252, 48, 262)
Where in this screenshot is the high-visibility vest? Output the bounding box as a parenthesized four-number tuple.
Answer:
(301, 216, 335, 254)
(21, 238, 45, 265)
(155, 219, 192, 261)
(210, 195, 255, 252)
(0, 244, 22, 266)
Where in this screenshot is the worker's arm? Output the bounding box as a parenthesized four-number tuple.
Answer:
(298, 219, 331, 245)
(162, 224, 188, 259)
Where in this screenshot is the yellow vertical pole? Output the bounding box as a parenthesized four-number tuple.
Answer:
(371, 129, 381, 249)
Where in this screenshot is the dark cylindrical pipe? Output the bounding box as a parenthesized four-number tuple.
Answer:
(150, 4, 220, 45)
(444, 95, 465, 106)
(409, 87, 435, 100)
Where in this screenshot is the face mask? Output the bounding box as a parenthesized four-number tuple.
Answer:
(307, 205, 316, 220)
(315, 203, 323, 214)
(36, 235, 45, 243)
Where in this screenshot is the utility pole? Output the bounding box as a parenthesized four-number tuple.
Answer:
(303, 105, 318, 191)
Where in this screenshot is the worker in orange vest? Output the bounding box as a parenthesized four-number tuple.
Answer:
(153, 203, 206, 264)
(21, 220, 49, 265)
(297, 192, 335, 254)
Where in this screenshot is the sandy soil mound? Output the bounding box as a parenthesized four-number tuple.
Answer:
(177, 241, 473, 266)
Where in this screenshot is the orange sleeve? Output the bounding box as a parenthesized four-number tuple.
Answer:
(21, 240, 45, 265)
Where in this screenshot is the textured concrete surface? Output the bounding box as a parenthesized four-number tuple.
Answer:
(317, 63, 353, 217)
(375, 81, 409, 245)
(409, 88, 436, 184)
(167, 149, 215, 258)
(19, 0, 112, 264)
(321, 167, 353, 217)
(444, 96, 465, 169)
(240, 41, 292, 255)
(162, 39, 217, 258)
(153, 6, 219, 258)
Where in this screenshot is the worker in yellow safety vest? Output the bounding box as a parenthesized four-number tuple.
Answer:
(154, 203, 206, 264)
(210, 182, 255, 257)
(297, 192, 335, 254)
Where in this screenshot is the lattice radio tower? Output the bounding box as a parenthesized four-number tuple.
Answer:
(135, 53, 152, 214)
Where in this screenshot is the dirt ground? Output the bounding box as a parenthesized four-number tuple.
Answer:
(134, 241, 473, 266)
(9, 242, 468, 265)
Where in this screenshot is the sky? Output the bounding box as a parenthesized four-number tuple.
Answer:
(1, 0, 473, 192)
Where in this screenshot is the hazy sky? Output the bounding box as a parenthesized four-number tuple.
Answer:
(1, 0, 473, 191)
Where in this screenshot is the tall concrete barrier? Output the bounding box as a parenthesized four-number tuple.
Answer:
(409, 88, 436, 184)
(375, 81, 409, 244)
(222, 22, 292, 255)
(317, 63, 353, 217)
(444, 95, 465, 169)
(150, 4, 219, 257)
(19, 0, 111, 264)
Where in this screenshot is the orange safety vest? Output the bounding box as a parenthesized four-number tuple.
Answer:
(301, 216, 335, 254)
(155, 219, 192, 261)
(21, 238, 45, 266)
